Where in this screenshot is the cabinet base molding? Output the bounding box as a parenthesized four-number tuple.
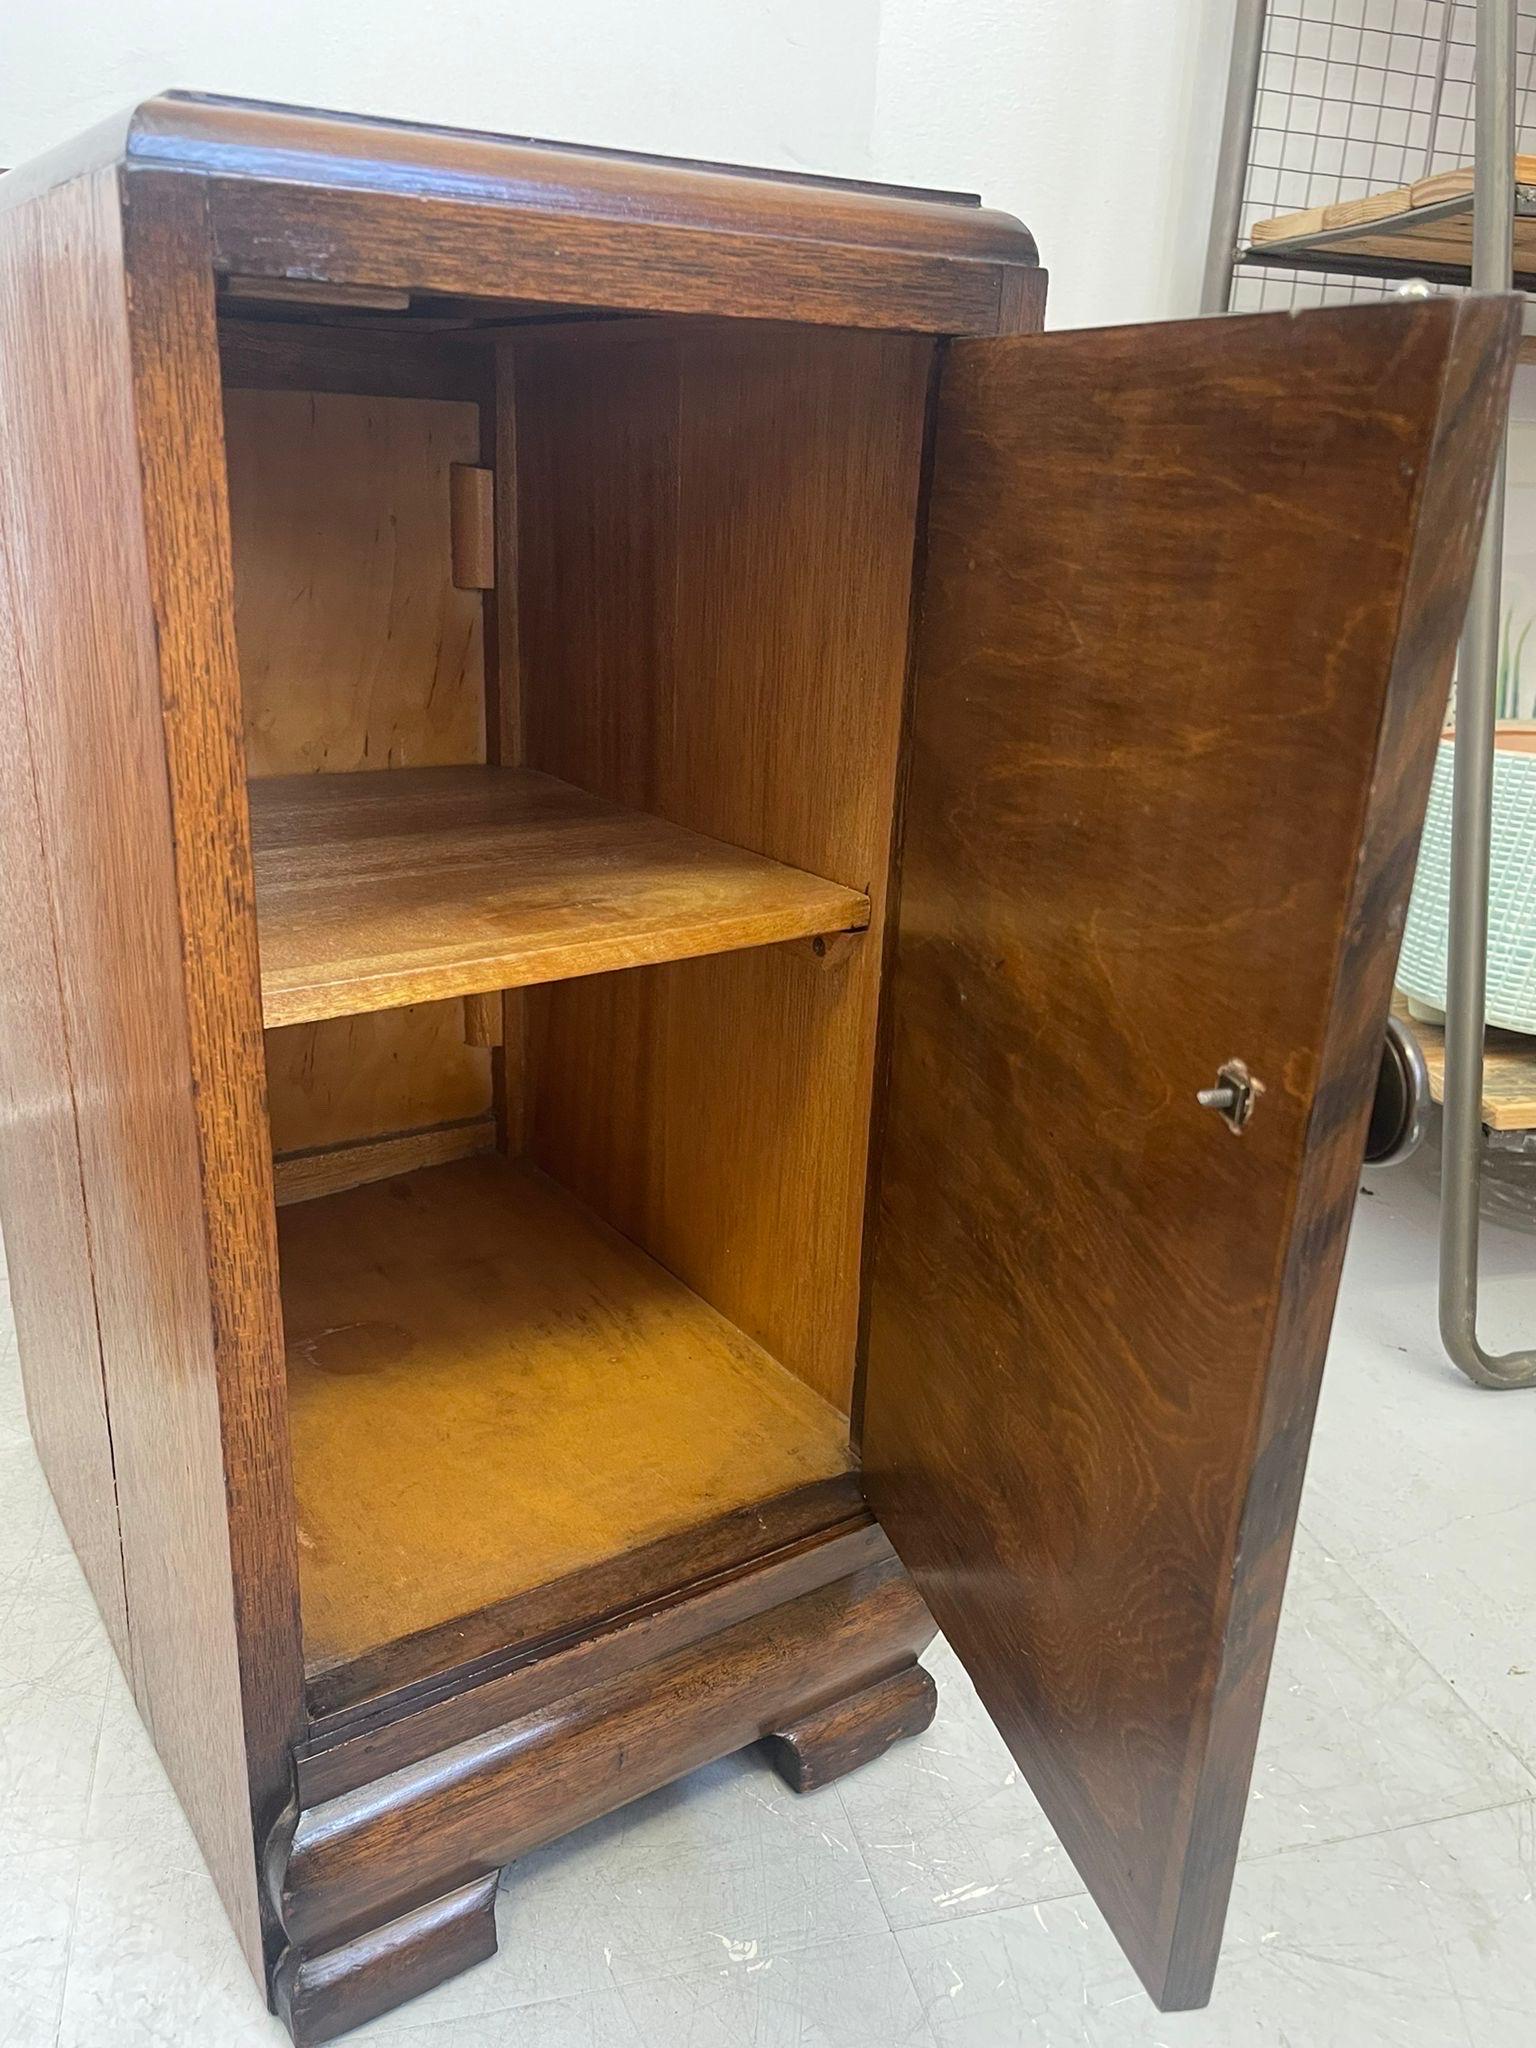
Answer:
(273, 1872, 499, 2047)
(763, 1659, 938, 1793)
(265, 1542, 936, 2040)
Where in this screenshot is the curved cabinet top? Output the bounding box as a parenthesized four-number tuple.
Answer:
(2, 90, 1042, 335)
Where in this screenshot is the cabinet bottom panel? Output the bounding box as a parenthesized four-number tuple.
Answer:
(265, 1541, 934, 2043)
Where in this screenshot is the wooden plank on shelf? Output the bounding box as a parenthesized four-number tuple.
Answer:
(1393, 995, 1536, 1131)
(250, 763, 871, 1027)
(1251, 156, 1536, 247)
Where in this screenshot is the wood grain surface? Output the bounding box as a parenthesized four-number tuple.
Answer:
(219, 318, 487, 403)
(263, 1003, 492, 1155)
(306, 1473, 867, 1730)
(277, 1554, 934, 1955)
(1251, 154, 1536, 244)
(281, 1153, 854, 1673)
(1392, 993, 1536, 1131)
(0, 286, 131, 1666)
(270, 1115, 495, 1207)
(517, 320, 929, 1411)
(0, 165, 305, 1976)
(251, 765, 869, 1026)
(38, 92, 1041, 339)
(274, 1873, 498, 2048)
(225, 388, 485, 777)
(860, 298, 1518, 2008)
(226, 382, 495, 1179)
(763, 1661, 938, 1793)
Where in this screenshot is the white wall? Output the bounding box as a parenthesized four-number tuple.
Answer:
(871, 0, 1235, 330)
(0, 0, 1229, 330)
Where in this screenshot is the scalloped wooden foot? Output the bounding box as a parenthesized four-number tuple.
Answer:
(272, 1871, 498, 2046)
(762, 1660, 938, 1793)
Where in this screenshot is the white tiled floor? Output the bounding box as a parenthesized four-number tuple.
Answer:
(2, 1150, 1535, 2047)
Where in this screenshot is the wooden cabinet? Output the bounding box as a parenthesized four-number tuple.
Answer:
(0, 91, 1516, 2046)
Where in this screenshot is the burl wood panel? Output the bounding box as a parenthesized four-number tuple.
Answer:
(517, 321, 929, 1411)
(223, 384, 492, 1169)
(0, 165, 305, 1974)
(250, 765, 868, 1026)
(861, 299, 1518, 2008)
(281, 1154, 853, 1674)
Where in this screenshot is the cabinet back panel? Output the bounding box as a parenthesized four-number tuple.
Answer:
(225, 388, 486, 775)
(222, 386, 494, 1170)
(514, 321, 930, 1412)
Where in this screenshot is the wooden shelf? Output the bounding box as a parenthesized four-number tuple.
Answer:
(250, 766, 870, 1027)
(282, 1153, 856, 1680)
(1244, 157, 1536, 288)
(1393, 995, 1536, 1132)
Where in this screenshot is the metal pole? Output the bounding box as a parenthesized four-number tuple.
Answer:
(1200, 0, 1269, 314)
(1422, 3, 1457, 180)
(1438, 0, 1536, 1387)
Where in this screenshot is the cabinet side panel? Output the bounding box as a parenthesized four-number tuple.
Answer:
(0, 488, 130, 1666)
(0, 165, 299, 1978)
(517, 322, 929, 1412)
(120, 170, 306, 1966)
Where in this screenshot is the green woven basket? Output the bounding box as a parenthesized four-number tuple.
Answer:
(1398, 728, 1536, 1033)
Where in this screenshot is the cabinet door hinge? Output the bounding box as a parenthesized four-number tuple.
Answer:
(449, 464, 496, 589)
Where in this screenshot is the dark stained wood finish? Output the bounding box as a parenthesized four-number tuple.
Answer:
(0, 163, 304, 1978)
(763, 1661, 938, 1792)
(307, 1473, 867, 1729)
(517, 319, 929, 1411)
(120, 175, 306, 1945)
(861, 297, 1519, 2010)
(15, 89, 1480, 2048)
(298, 1516, 893, 1803)
(219, 317, 487, 401)
(274, 1552, 934, 1956)
(0, 321, 131, 1670)
(274, 1872, 498, 2048)
(207, 179, 1015, 335)
(97, 92, 1036, 338)
(2, 95, 1029, 2048)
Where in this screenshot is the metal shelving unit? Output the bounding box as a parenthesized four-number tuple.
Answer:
(1204, 0, 1536, 1388)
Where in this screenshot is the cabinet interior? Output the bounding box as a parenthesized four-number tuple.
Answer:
(219, 298, 933, 1717)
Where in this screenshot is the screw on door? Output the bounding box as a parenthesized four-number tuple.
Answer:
(1197, 1059, 1263, 1135)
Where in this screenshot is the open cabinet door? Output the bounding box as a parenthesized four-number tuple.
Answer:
(860, 298, 1516, 2010)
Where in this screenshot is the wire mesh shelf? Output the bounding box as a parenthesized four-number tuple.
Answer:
(1233, 0, 1536, 308)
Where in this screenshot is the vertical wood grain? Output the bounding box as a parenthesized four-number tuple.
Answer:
(448, 462, 495, 589)
(515, 320, 929, 1411)
(0, 434, 130, 1666)
(120, 167, 307, 1969)
(0, 163, 306, 1977)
